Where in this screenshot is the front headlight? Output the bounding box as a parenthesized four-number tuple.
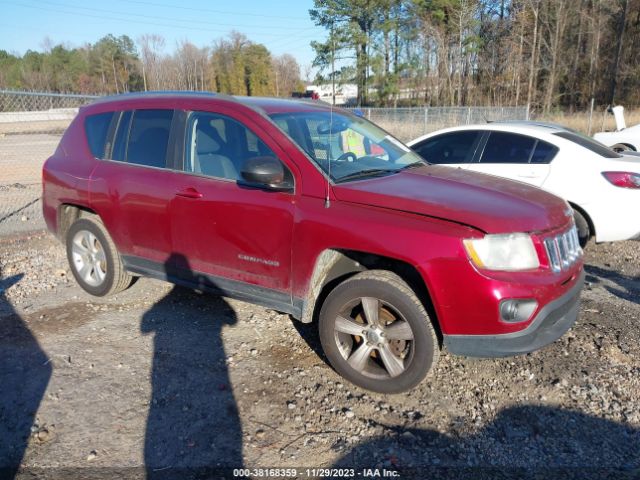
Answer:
(463, 233, 540, 271)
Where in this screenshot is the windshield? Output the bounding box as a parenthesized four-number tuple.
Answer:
(269, 111, 425, 182)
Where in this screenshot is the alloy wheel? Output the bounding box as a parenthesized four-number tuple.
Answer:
(71, 230, 107, 287)
(333, 297, 415, 379)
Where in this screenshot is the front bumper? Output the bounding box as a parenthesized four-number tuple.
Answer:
(443, 270, 585, 358)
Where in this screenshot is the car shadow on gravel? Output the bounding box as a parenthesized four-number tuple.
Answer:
(333, 405, 640, 479)
(0, 270, 52, 479)
(141, 254, 243, 478)
(585, 265, 640, 305)
(291, 318, 331, 368)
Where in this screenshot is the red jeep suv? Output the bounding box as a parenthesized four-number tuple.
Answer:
(42, 92, 584, 393)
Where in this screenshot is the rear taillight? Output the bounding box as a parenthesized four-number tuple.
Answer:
(602, 171, 640, 189)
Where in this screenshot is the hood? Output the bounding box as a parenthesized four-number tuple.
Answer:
(332, 165, 571, 234)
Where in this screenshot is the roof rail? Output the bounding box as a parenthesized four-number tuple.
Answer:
(89, 90, 238, 105)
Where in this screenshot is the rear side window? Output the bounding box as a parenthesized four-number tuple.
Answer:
(553, 131, 621, 158)
(126, 109, 174, 168)
(413, 131, 482, 164)
(480, 132, 536, 164)
(84, 112, 114, 159)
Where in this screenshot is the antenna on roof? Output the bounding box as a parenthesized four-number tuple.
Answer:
(326, 105, 333, 208)
(325, 20, 336, 209)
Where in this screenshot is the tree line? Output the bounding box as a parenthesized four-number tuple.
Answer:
(1, 0, 638, 110)
(311, 0, 640, 110)
(0, 33, 304, 99)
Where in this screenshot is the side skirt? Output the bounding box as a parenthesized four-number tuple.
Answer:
(122, 255, 304, 319)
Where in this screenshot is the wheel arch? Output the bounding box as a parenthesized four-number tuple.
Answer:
(57, 203, 98, 241)
(300, 248, 442, 343)
(568, 201, 595, 240)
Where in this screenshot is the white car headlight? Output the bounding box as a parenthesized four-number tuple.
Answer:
(463, 233, 540, 271)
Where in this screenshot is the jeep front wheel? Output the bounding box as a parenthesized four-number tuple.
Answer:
(319, 270, 439, 393)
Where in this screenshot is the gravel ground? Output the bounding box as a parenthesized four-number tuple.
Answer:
(0, 231, 639, 479)
(0, 185, 45, 237)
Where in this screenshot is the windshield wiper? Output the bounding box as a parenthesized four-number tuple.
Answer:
(399, 161, 427, 170)
(336, 168, 400, 183)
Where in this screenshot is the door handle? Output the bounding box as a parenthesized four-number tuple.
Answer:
(175, 187, 203, 199)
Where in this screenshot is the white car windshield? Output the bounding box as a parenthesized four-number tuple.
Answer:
(269, 111, 425, 182)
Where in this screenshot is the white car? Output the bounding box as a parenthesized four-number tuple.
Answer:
(593, 105, 640, 152)
(594, 125, 640, 153)
(408, 122, 640, 246)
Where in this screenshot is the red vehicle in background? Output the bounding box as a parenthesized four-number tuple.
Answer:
(291, 89, 320, 100)
(42, 92, 584, 393)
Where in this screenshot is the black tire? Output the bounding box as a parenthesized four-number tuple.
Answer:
(318, 270, 439, 393)
(66, 217, 133, 297)
(573, 209, 590, 248)
(611, 143, 635, 153)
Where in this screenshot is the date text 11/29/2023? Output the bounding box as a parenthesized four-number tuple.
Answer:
(233, 468, 401, 478)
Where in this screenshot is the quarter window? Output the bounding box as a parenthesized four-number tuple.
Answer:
(84, 112, 114, 159)
(530, 140, 559, 164)
(413, 131, 482, 164)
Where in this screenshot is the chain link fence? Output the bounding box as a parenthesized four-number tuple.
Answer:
(0, 90, 528, 237)
(347, 106, 529, 142)
(0, 90, 98, 236)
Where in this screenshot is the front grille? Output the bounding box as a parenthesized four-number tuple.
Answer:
(543, 225, 582, 273)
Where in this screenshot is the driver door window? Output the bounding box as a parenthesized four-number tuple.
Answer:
(184, 112, 291, 184)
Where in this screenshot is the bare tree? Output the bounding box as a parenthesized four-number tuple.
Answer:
(138, 34, 166, 90)
(273, 54, 302, 97)
(541, 0, 571, 113)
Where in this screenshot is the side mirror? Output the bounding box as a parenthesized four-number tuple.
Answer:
(240, 156, 292, 192)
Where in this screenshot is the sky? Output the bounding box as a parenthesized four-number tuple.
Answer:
(0, 0, 326, 73)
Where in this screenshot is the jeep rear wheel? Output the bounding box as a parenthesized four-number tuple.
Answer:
(66, 217, 133, 297)
(319, 270, 439, 393)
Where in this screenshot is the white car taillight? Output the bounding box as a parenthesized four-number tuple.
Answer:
(602, 171, 640, 189)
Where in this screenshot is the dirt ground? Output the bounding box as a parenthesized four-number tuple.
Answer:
(1, 231, 639, 479)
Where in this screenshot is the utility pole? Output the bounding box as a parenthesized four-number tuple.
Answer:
(142, 61, 148, 91)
